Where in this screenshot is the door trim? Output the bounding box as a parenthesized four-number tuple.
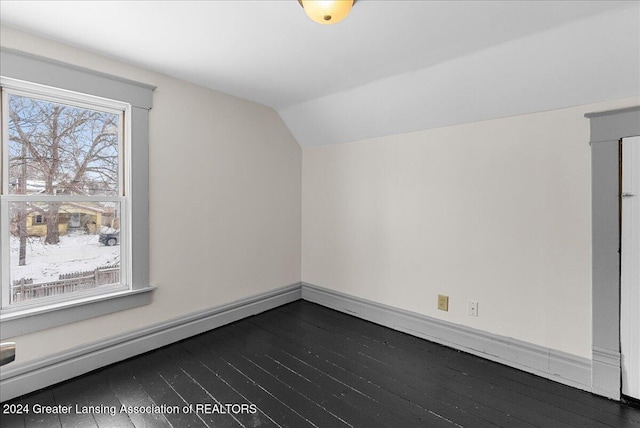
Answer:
(586, 106, 640, 399)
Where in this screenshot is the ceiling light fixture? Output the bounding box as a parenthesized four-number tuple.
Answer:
(298, 0, 356, 25)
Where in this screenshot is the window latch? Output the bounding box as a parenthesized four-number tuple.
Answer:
(622, 193, 635, 198)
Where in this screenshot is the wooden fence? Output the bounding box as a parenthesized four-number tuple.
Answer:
(11, 265, 120, 303)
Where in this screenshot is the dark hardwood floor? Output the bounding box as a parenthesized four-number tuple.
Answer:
(2, 300, 640, 427)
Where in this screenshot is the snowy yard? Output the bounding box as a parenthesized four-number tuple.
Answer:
(10, 233, 120, 284)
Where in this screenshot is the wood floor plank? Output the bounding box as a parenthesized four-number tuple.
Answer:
(243, 312, 458, 427)
(0, 403, 26, 428)
(123, 351, 210, 428)
(193, 332, 351, 428)
(22, 390, 62, 428)
(293, 301, 640, 427)
(280, 302, 614, 428)
(210, 324, 391, 428)
(49, 376, 100, 428)
(228, 321, 426, 428)
(165, 339, 281, 428)
(74, 370, 135, 428)
(102, 362, 174, 428)
(3, 300, 640, 428)
(182, 336, 318, 428)
(153, 345, 245, 428)
(256, 307, 507, 427)
(298, 301, 632, 425)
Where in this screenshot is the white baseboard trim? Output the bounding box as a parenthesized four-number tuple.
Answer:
(301, 282, 592, 392)
(592, 347, 621, 400)
(0, 282, 302, 402)
(0, 281, 595, 403)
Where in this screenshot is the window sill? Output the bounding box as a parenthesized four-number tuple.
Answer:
(0, 287, 155, 340)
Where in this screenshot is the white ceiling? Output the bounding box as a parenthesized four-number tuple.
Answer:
(1, 1, 639, 147)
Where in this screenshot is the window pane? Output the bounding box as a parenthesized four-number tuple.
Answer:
(9, 201, 122, 305)
(8, 94, 120, 196)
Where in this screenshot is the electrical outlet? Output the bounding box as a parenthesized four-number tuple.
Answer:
(468, 300, 478, 317)
(437, 294, 449, 311)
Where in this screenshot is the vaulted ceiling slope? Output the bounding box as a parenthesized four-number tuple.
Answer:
(1, 1, 638, 147)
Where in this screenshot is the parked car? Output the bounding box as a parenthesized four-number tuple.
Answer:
(99, 230, 120, 246)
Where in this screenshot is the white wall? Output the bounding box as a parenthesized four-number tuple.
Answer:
(0, 26, 302, 364)
(302, 97, 638, 359)
(1, 24, 638, 372)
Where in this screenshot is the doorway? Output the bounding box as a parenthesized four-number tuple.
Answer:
(588, 105, 640, 400)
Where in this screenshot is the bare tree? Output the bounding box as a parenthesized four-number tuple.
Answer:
(8, 94, 119, 248)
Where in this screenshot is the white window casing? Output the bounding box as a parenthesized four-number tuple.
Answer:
(0, 48, 155, 340)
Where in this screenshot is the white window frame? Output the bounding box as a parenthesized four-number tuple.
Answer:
(1, 78, 131, 310)
(0, 48, 155, 340)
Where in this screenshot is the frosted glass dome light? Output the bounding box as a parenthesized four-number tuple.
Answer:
(299, 0, 355, 25)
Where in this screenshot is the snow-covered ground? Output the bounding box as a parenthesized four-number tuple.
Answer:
(10, 233, 120, 284)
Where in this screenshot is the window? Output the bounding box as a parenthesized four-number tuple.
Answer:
(0, 48, 154, 339)
(2, 83, 128, 307)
